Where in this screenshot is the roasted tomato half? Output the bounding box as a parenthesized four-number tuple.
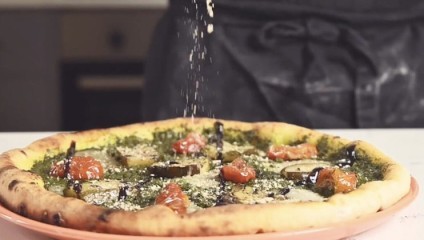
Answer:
(172, 132, 207, 154)
(50, 156, 104, 180)
(221, 158, 256, 184)
(315, 168, 357, 196)
(268, 143, 318, 161)
(155, 183, 190, 215)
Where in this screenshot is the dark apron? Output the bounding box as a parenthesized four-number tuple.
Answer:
(143, 0, 424, 128)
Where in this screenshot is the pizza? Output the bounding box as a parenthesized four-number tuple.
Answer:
(0, 118, 411, 236)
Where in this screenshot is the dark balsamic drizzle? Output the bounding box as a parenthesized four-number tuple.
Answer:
(296, 167, 324, 187)
(135, 177, 151, 190)
(214, 121, 229, 206)
(63, 141, 81, 196)
(280, 187, 290, 195)
(71, 180, 82, 197)
(216, 172, 225, 206)
(346, 144, 357, 161)
(306, 167, 324, 185)
(216, 193, 235, 206)
(215, 173, 235, 206)
(336, 144, 358, 168)
(294, 180, 306, 186)
(118, 184, 129, 201)
(64, 141, 76, 180)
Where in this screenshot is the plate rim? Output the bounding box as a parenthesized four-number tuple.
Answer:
(0, 177, 419, 240)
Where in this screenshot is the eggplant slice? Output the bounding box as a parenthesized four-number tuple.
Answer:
(148, 158, 210, 178)
(109, 144, 160, 168)
(281, 161, 332, 181)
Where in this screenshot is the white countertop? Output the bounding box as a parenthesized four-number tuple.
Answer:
(0, 129, 422, 240)
(0, 0, 168, 10)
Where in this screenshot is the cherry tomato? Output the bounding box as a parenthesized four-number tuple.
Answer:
(172, 132, 207, 154)
(315, 168, 357, 194)
(268, 143, 318, 161)
(155, 183, 189, 215)
(50, 156, 104, 180)
(221, 158, 256, 184)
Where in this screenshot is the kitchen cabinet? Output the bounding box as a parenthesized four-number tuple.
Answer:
(0, 6, 165, 131)
(0, 12, 61, 131)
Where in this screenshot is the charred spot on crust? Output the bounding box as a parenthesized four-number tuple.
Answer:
(53, 212, 64, 226)
(41, 210, 49, 223)
(0, 196, 6, 206)
(256, 228, 265, 234)
(19, 150, 27, 156)
(8, 180, 20, 191)
(18, 203, 27, 217)
(98, 209, 115, 222)
(199, 225, 212, 234)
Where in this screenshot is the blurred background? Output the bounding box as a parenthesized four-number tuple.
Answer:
(2, 0, 424, 131)
(0, 0, 167, 131)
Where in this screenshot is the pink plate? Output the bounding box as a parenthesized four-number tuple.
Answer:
(0, 177, 418, 240)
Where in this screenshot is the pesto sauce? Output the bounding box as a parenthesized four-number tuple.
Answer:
(221, 128, 270, 151)
(31, 154, 64, 176)
(152, 129, 186, 155)
(245, 156, 280, 179)
(316, 135, 346, 160)
(178, 181, 217, 208)
(326, 147, 386, 186)
(288, 135, 309, 146)
(105, 147, 124, 164)
(131, 178, 169, 207)
(243, 155, 293, 194)
(28, 126, 387, 211)
(345, 150, 386, 185)
(31, 153, 67, 188)
(316, 136, 385, 185)
(104, 167, 149, 182)
(116, 135, 149, 148)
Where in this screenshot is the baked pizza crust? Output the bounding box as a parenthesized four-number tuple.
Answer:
(0, 118, 411, 236)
